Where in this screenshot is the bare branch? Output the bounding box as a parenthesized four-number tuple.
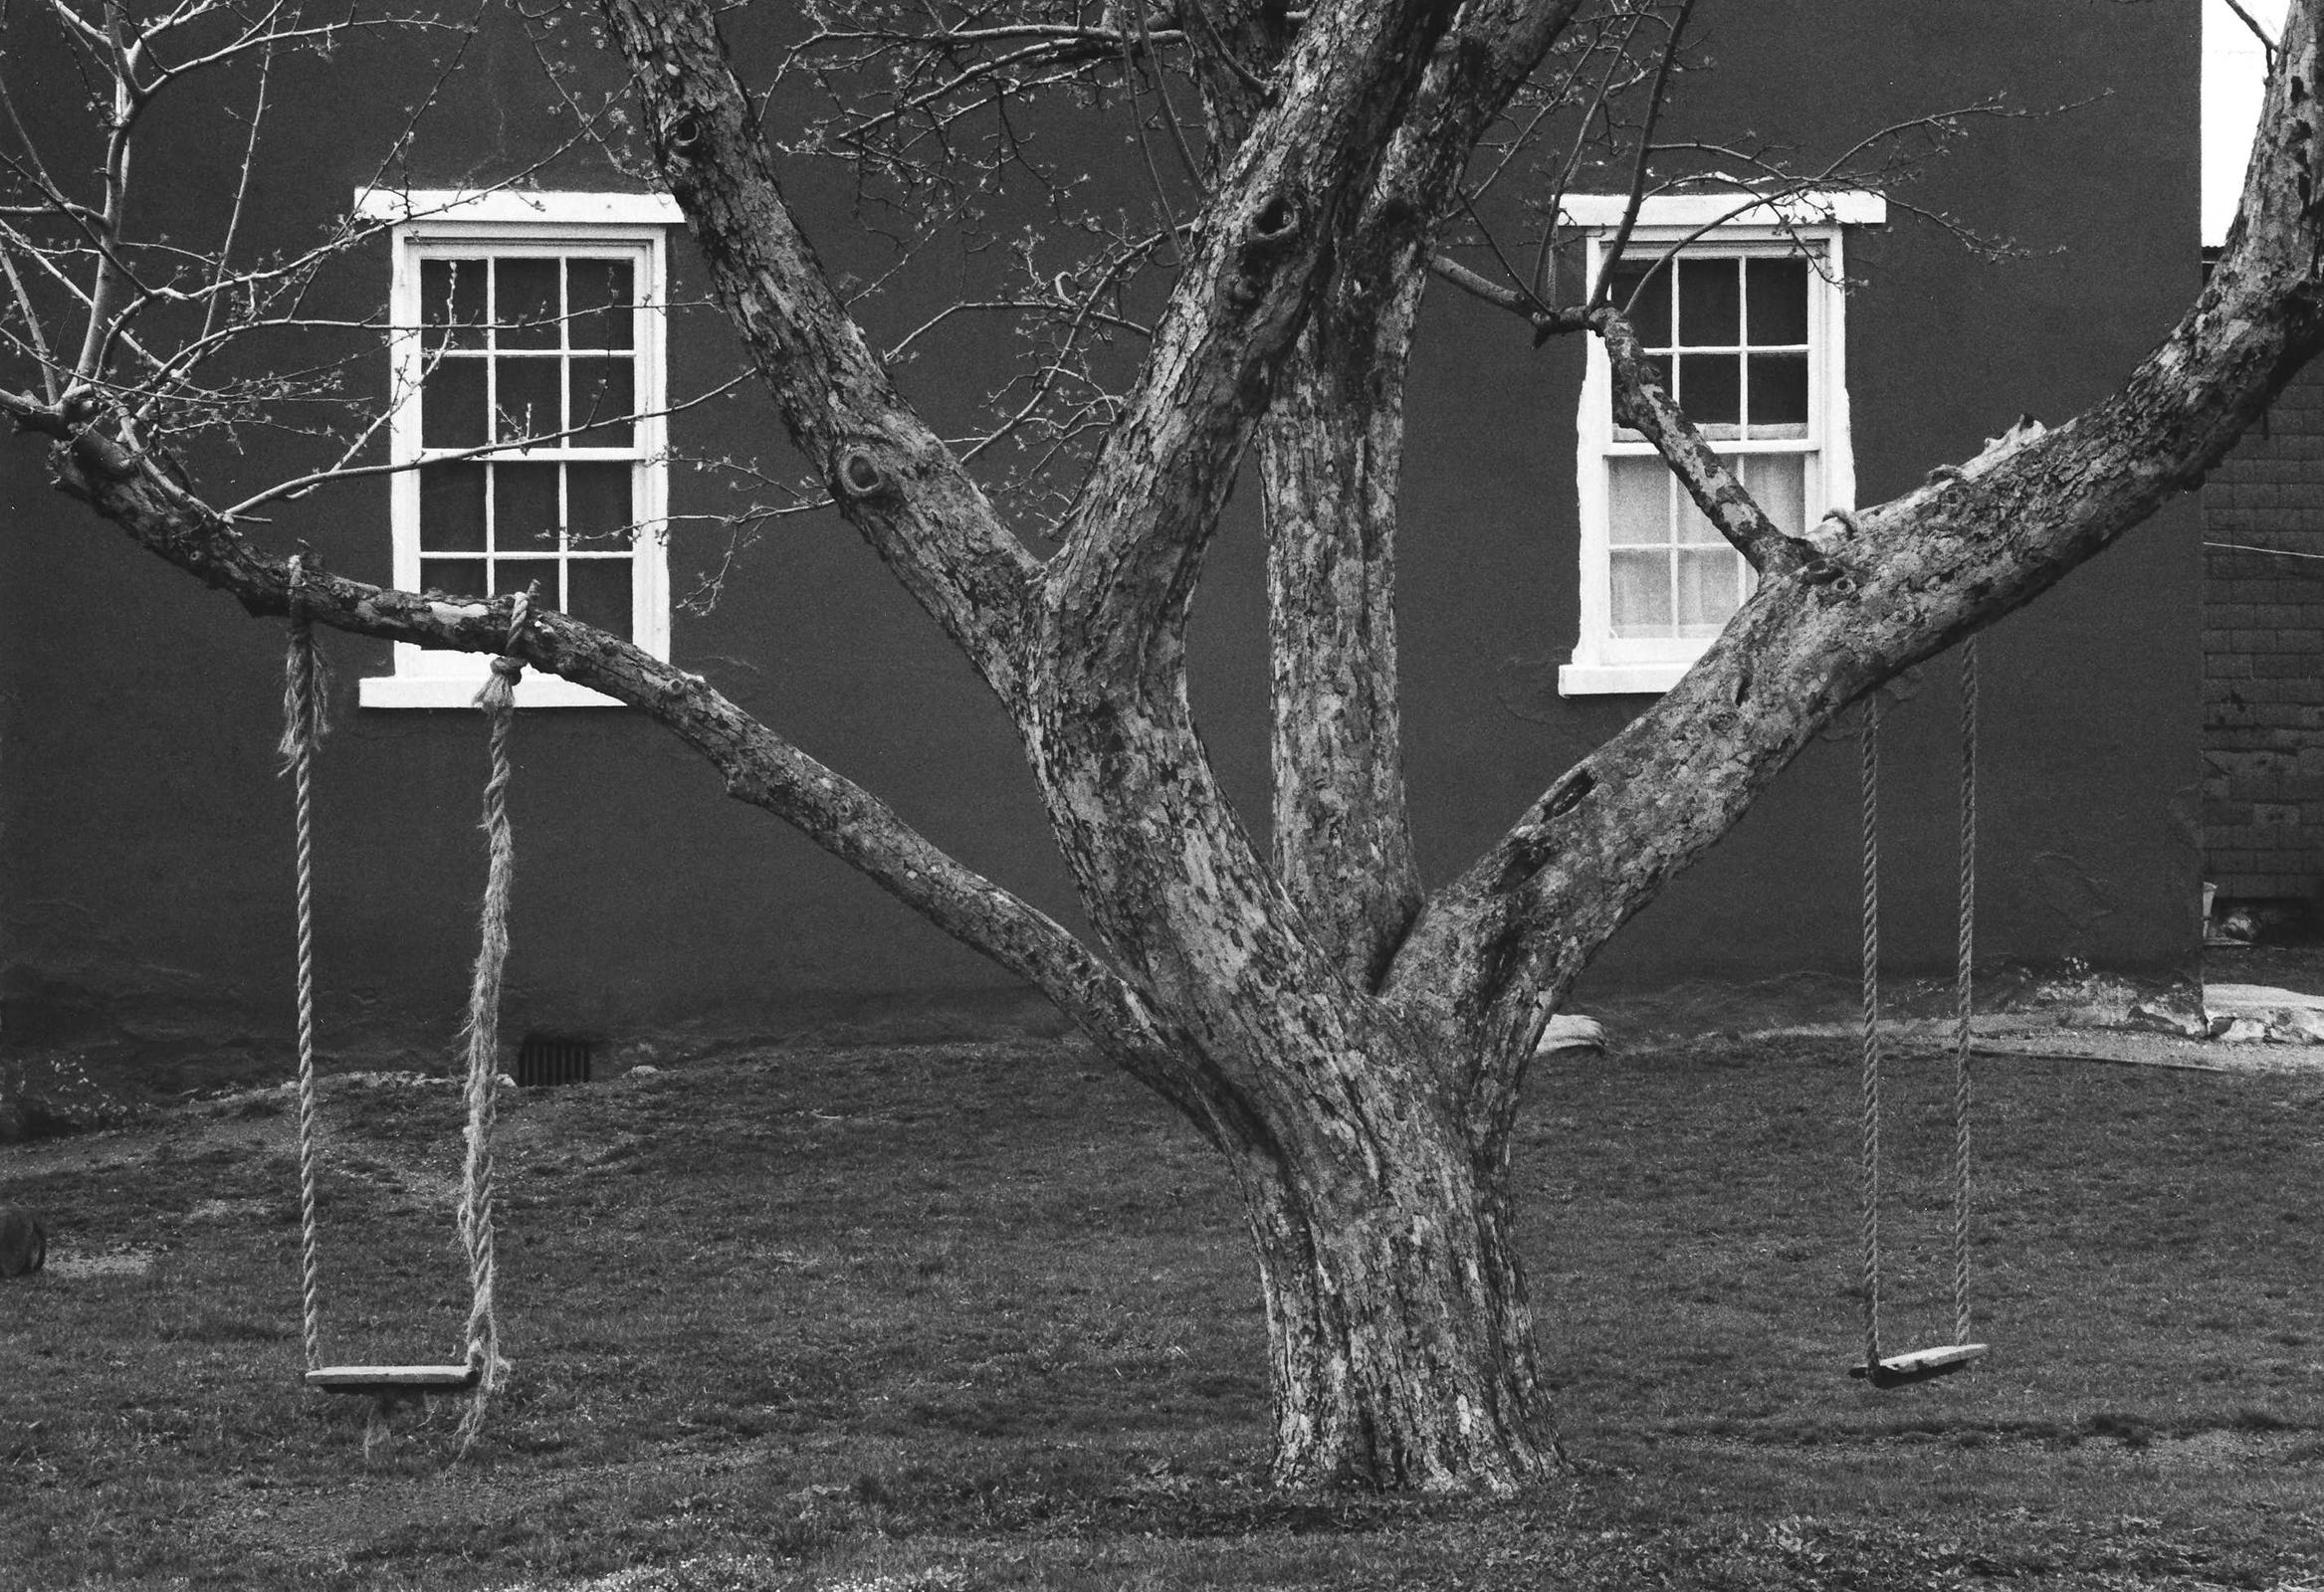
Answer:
(1048, 0, 1465, 673)
(1392, 0, 2324, 1112)
(1585, 0, 1693, 309)
(599, 0, 1043, 703)
(12, 388, 1189, 1095)
(1593, 304, 1799, 572)
(2222, 0, 2280, 75)
(219, 373, 753, 520)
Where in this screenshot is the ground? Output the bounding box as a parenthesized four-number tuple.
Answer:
(8, 993, 2324, 1590)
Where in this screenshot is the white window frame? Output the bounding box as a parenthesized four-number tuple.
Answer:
(1558, 191, 1880, 696)
(353, 189, 683, 708)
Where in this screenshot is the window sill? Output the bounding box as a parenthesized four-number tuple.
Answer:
(359, 673, 624, 709)
(1558, 660, 1693, 696)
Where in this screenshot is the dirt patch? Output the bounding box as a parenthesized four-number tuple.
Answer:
(223, 1446, 755, 1559)
(186, 1197, 275, 1223)
(41, 1248, 158, 1279)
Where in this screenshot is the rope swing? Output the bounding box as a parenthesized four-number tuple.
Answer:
(1847, 637, 1989, 1389)
(282, 568, 528, 1452)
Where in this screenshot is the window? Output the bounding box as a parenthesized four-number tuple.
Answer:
(1559, 192, 1879, 696)
(354, 190, 682, 708)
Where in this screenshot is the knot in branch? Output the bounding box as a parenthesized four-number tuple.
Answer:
(836, 448, 894, 501)
(1229, 192, 1303, 304)
(1248, 192, 1299, 246)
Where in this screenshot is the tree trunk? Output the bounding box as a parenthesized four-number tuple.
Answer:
(1259, 275, 1426, 990)
(1212, 1040, 1559, 1492)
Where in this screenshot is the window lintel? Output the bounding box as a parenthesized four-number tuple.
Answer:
(1557, 189, 1886, 232)
(354, 187, 683, 230)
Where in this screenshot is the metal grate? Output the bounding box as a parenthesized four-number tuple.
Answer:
(515, 1034, 594, 1089)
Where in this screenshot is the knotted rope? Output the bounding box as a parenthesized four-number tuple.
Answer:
(453, 592, 530, 1454)
(1857, 695, 1884, 1373)
(281, 556, 331, 1377)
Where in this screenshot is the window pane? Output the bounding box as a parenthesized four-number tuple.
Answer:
(1675, 547, 1744, 634)
(1678, 258, 1740, 345)
(496, 258, 561, 350)
(1746, 258, 1809, 344)
(496, 358, 562, 444)
(420, 258, 486, 351)
(1674, 483, 1724, 545)
(1679, 353, 1740, 429)
(1605, 260, 1670, 345)
(421, 357, 487, 448)
(1747, 353, 1809, 435)
(566, 462, 633, 545)
(494, 462, 561, 551)
(1609, 549, 1672, 637)
(569, 358, 635, 446)
(565, 556, 634, 640)
(1738, 454, 1807, 538)
(421, 556, 485, 596)
(1608, 456, 1669, 546)
(568, 259, 634, 350)
(419, 461, 486, 551)
(493, 557, 557, 600)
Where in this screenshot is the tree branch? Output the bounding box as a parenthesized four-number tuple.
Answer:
(1389, 0, 2324, 1140)
(33, 410, 1198, 1106)
(595, 0, 1043, 705)
(1594, 303, 1805, 573)
(1252, 0, 1588, 987)
(1046, 0, 1463, 684)
(2222, 0, 2279, 76)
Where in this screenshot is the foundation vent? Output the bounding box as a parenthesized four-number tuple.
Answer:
(516, 1034, 594, 1089)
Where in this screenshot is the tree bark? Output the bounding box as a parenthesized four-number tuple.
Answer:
(1258, 289, 1425, 990)
(1229, 1103, 1556, 1492)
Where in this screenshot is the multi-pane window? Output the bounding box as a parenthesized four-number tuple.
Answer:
(414, 254, 643, 639)
(356, 190, 677, 709)
(1560, 195, 1872, 696)
(1599, 254, 1811, 644)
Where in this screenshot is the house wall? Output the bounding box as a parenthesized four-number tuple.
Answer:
(2202, 361, 2324, 905)
(0, 1, 2204, 1080)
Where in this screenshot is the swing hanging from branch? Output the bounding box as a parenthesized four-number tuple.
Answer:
(281, 563, 528, 1449)
(1847, 637, 1990, 1390)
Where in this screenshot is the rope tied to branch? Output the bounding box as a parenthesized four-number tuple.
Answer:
(1952, 637, 1979, 1348)
(453, 590, 529, 1455)
(1857, 694, 1884, 1373)
(281, 555, 331, 1377)
(1855, 640, 1982, 1379)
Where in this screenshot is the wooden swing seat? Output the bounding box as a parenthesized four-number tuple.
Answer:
(307, 1363, 481, 1398)
(1847, 1342, 1988, 1389)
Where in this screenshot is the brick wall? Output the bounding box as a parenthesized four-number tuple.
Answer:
(2204, 363, 2324, 901)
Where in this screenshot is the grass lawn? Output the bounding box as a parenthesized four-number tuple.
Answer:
(8, 1032, 2324, 1590)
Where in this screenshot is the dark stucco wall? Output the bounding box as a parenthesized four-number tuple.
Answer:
(1, 0, 2202, 1073)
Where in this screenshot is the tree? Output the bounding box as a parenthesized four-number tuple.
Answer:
(1, 0, 2311, 1493)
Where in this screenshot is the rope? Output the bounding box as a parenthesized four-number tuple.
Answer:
(1952, 638, 1979, 1348)
(1857, 694, 1883, 1374)
(453, 593, 529, 1454)
(280, 556, 330, 1376)
(1855, 643, 1983, 1378)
